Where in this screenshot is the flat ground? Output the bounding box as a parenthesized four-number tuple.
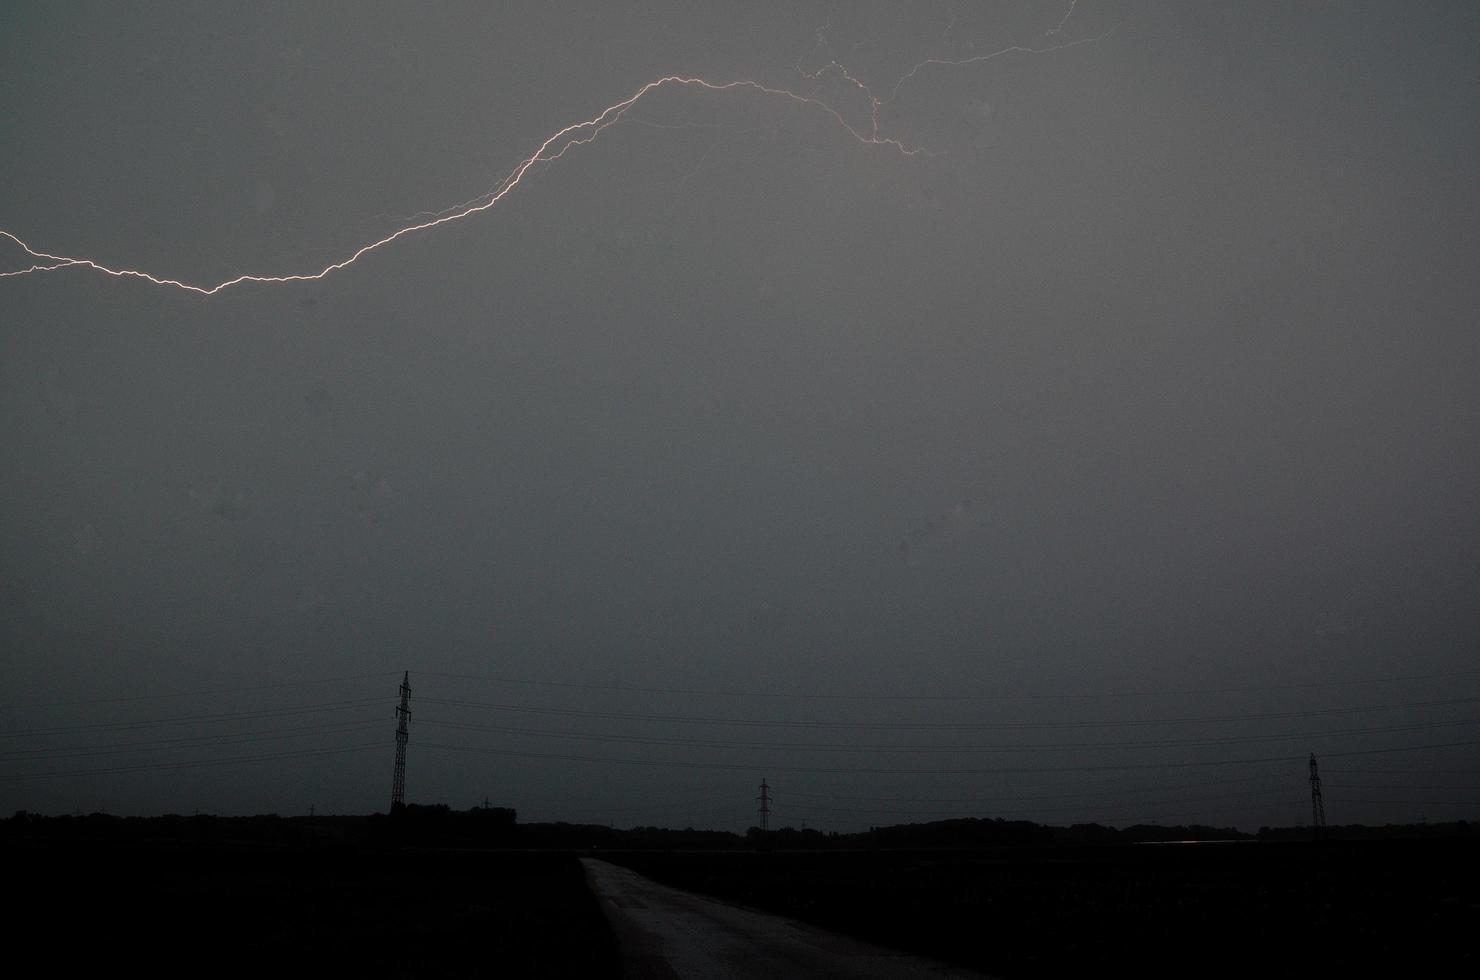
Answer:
(11, 836, 1476, 977)
(585, 857, 989, 978)
(607, 839, 1480, 978)
(10, 843, 619, 978)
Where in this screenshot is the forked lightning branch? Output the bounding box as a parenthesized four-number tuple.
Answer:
(1, 17, 1108, 297)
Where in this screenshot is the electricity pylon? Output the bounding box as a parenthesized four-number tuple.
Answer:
(1309, 753, 1326, 835)
(392, 671, 411, 811)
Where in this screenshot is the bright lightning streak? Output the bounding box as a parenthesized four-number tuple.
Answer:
(1, 76, 918, 296)
(882, 30, 1114, 106)
(1, 25, 1115, 297)
(1049, 1, 1081, 37)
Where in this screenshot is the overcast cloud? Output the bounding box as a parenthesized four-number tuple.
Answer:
(2, 1, 1477, 830)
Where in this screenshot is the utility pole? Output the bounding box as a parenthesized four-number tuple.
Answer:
(756, 778, 771, 832)
(391, 671, 411, 812)
(1309, 752, 1326, 835)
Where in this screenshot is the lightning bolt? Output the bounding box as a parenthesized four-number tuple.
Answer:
(1, 20, 1116, 297)
(1050, 1, 1082, 37)
(801, 27, 1113, 144)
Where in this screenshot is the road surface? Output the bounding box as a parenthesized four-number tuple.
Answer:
(583, 858, 992, 979)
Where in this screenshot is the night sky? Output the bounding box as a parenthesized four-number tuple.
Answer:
(2, 1, 1477, 831)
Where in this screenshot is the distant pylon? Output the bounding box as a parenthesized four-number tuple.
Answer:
(756, 778, 771, 831)
(1308, 752, 1326, 834)
(391, 671, 411, 811)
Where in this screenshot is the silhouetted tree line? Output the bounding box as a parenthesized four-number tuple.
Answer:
(5, 807, 1471, 850)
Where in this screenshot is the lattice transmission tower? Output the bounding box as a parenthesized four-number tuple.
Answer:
(756, 778, 771, 831)
(1309, 752, 1326, 834)
(391, 671, 411, 811)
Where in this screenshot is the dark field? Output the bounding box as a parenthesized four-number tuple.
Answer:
(609, 839, 1480, 978)
(11, 827, 1478, 978)
(10, 842, 619, 978)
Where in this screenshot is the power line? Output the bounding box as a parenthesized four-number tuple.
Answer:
(417, 716, 1477, 753)
(781, 773, 1298, 805)
(0, 742, 384, 781)
(1336, 799, 1480, 807)
(783, 786, 1296, 819)
(1323, 768, 1480, 775)
(1325, 783, 1477, 791)
(416, 666, 1480, 702)
(415, 737, 1480, 776)
(513, 794, 739, 814)
(0, 697, 388, 738)
(504, 774, 1298, 820)
(0, 671, 402, 711)
(417, 694, 1480, 731)
(0, 719, 387, 762)
(11, 662, 1464, 712)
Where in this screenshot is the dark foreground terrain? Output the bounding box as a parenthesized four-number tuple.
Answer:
(9, 812, 1477, 978)
(10, 840, 619, 978)
(610, 838, 1480, 978)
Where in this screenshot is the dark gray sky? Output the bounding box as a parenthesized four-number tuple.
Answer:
(2, 1, 1477, 831)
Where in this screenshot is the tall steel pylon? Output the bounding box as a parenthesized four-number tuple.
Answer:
(1308, 752, 1326, 834)
(391, 671, 411, 811)
(756, 778, 771, 831)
